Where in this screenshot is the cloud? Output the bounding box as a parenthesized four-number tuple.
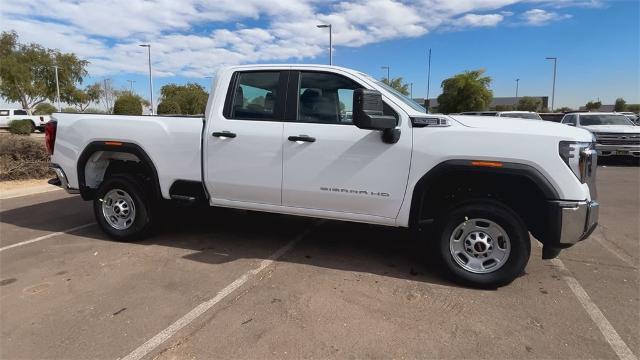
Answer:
(522, 8, 573, 25)
(0, 0, 590, 78)
(456, 13, 505, 27)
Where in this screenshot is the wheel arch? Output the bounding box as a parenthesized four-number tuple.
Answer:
(77, 141, 161, 201)
(408, 159, 559, 238)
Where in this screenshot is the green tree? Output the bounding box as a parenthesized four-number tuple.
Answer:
(494, 105, 515, 111)
(585, 101, 602, 111)
(159, 83, 208, 115)
(626, 104, 640, 112)
(157, 100, 182, 115)
(437, 69, 493, 114)
(33, 103, 57, 115)
(517, 96, 542, 111)
(113, 93, 143, 115)
(0, 31, 89, 113)
(614, 98, 627, 112)
(62, 107, 77, 113)
(69, 83, 103, 112)
(382, 77, 410, 96)
(84, 107, 105, 114)
(556, 106, 574, 113)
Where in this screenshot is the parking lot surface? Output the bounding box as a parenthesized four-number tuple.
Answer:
(1, 162, 638, 359)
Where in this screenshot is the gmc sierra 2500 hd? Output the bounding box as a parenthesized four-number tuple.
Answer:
(47, 64, 599, 287)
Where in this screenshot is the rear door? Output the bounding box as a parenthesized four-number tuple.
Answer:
(204, 70, 288, 205)
(281, 70, 412, 219)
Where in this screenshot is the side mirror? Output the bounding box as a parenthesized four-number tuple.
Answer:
(352, 89, 397, 130)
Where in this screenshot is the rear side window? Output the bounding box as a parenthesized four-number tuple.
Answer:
(0, 110, 9, 116)
(13, 110, 28, 115)
(229, 72, 281, 121)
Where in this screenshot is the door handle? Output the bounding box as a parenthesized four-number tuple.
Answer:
(212, 131, 236, 138)
(288, 135, 316, 143)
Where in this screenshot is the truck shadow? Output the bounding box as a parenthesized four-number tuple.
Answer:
(1, 197, 499, 289)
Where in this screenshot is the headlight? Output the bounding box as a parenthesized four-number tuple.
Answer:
(559, 141, 596, 183)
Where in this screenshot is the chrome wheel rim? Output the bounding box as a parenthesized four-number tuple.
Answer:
(449, 218, 511, 274)
(101, 189, 136, 230)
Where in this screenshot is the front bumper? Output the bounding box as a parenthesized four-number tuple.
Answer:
(595, 144, 640, 157)
(555, 200, 599, 245)
(49, 164, 80, 194)
(541, 200, 599, 259)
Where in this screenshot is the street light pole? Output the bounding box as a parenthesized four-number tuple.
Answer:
(53, 65, 61, 111)
(545, 57, 557, 111)
(515, 78, 520, 108)
(316, 24, 332, 65)
(426, 48, 432, 111)
(381, 66, 390, 82)
(127, 80, 136, 93)
(139, 44, 154, 114)
(410, 82, 413, 98)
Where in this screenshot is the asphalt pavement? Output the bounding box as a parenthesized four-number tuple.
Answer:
(0, 161, 638, 360)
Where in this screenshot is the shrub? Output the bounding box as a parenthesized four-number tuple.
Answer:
(157, 100, 182, 115)
(34, 103, 57, 115)
(62, 107, 77, 113)
(0, 135, 53, 180)
(113, 94, 143, 115)
(8, 119, 34, 135)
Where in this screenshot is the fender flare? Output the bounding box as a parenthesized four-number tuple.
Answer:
(77, 141, 161, 200)
(408, 159, 559, 227)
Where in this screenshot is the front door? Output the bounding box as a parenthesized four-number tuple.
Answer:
(205, 70, 287, 205)
(282, 71, 412, 219)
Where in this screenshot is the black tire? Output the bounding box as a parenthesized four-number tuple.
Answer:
(93, 174, 154, 241)
(436, 200, 530, 288)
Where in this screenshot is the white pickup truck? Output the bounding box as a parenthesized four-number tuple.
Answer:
(0, 109, 51, 132)
(47, 64, 599, 287)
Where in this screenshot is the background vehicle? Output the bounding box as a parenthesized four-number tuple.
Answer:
(617, 112, 639, 124)
(539, 112, 565, 122)
(459, 111, 542, 120)
(561, 112, 640, 160)
(0, 109, 51, 132)
(47, 65, 598, 288)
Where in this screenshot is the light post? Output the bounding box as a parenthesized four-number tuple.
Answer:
(426, 48, 432, 112)
(545, 57, 557, 111)
(515, 78, 520, 109)
(53, 65, 61, 111)
(127, 80, 136, 93)
(316, 24, 332, 65)
(381, 66, 390, 83)
(205, 76, 214, 92)
(139, 44, 154, 114)
(410, 82, 413, 99)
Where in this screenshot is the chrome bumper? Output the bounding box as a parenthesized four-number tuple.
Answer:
(49, 164, 80, 194)
(556, 200, 599, 245)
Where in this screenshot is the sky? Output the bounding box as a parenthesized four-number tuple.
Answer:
(1, 0, 638, 109)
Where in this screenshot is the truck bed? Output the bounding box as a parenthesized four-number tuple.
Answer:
(50, 113, 204, 199)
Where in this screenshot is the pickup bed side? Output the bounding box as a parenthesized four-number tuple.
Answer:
(50, 113, 203, 199)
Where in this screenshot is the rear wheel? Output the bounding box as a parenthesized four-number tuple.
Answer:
(436, 200, 530, 288)
(93, 174, 154, 241)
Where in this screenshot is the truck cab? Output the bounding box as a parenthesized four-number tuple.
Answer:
(47, 65, 599, 288)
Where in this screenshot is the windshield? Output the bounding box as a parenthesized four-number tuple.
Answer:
(500, 112, 542, 120)
(580, 114, 633, 126)
(373, 80, 426, 113)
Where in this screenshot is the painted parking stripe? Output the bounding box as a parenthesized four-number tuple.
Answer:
(122, 222, 321, 360)
(593, 229, 637, 268)
(0, 223, 95, 252)
(552, 257, 638, 360)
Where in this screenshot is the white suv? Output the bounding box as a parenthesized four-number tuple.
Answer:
(459, 111, 543, 120)
(561, 112, 640, 160)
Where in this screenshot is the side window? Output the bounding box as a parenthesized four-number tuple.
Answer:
(298, 72, 360, 124)
(14, 110, 28, 115)
(229, 72, 280, 120)
(0, 110, 9, 116)
(563, 115, 576, 125)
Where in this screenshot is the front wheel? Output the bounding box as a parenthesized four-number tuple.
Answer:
(437, 200, 531, 288)
(93, 174, 154, 241)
